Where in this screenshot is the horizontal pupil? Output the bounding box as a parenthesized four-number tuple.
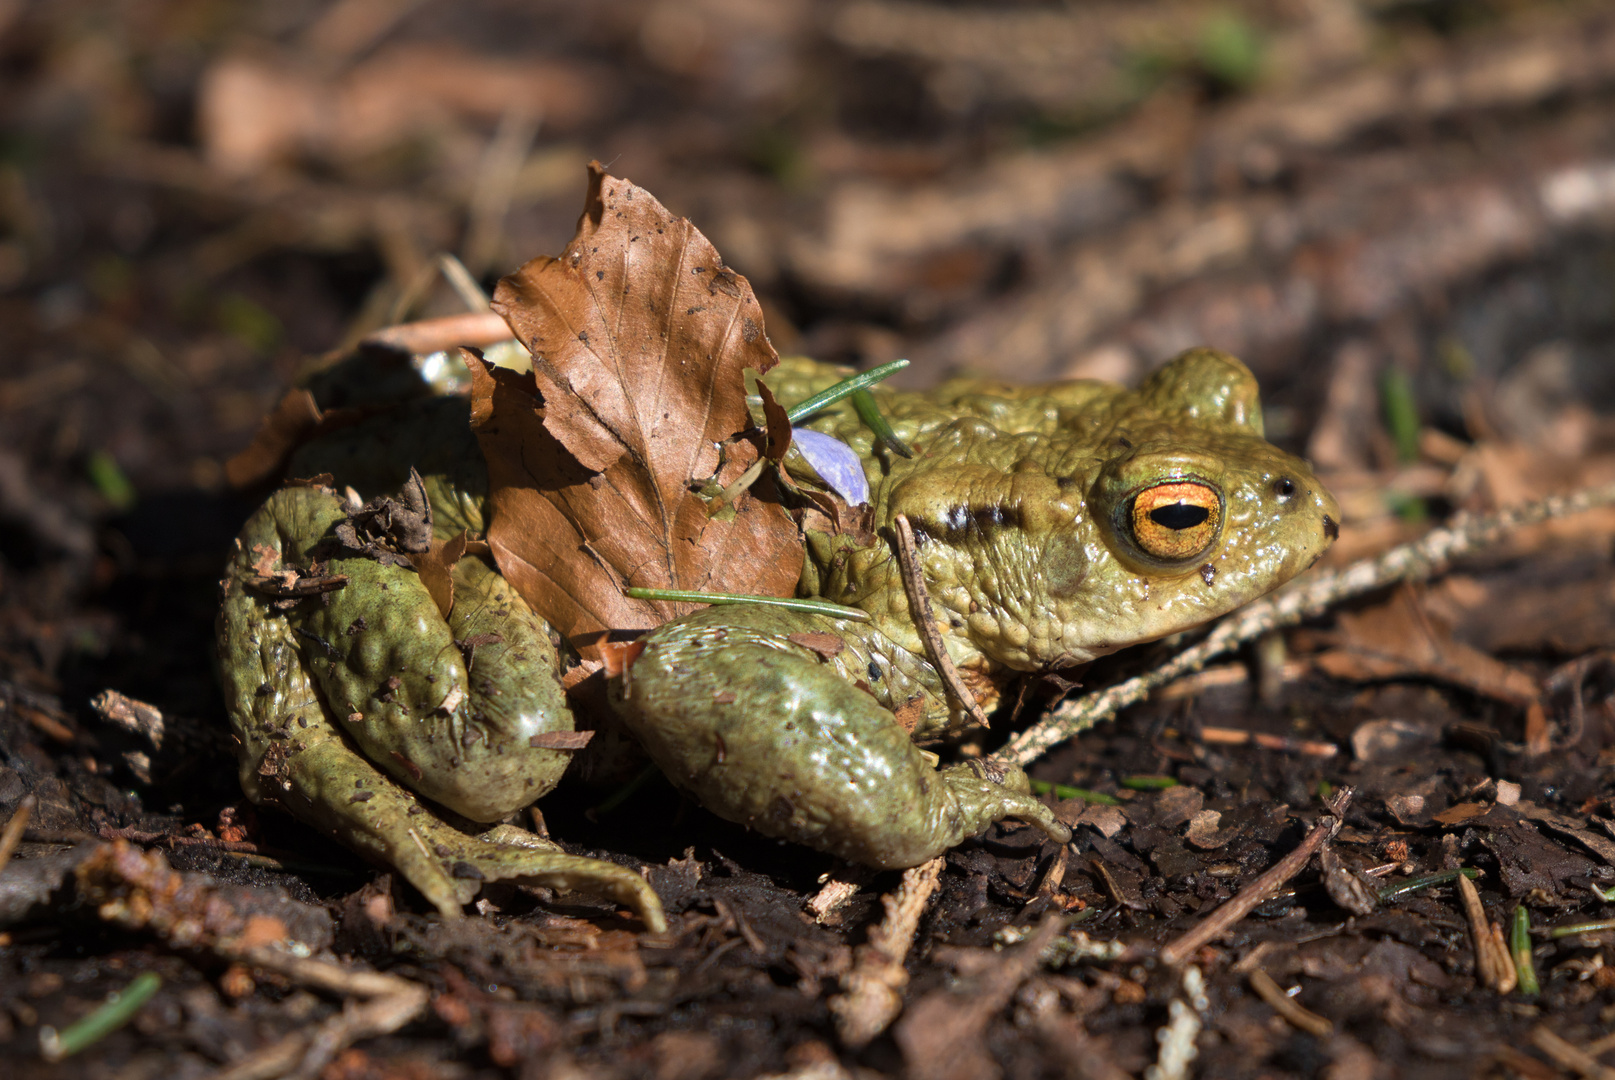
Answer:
(1149, 503, 1210, 530)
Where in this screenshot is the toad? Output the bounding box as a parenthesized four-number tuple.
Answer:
(215, 347, 1338, 928)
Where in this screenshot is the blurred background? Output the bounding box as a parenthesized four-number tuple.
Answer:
(2, 0, 1615, 725)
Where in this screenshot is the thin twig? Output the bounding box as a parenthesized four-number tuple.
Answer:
(1458, 872, 1516, 992)
(435, 252, 492, 312)
(1532, 1027, 1615, 1080)
(231, 946, 418, 999)
(830, 856, 944, 1048)
(1248, 969, 1332, 1038)
(461, 106, 542, 277)
(711, 896, 767, 956)
(894, 514, 990, 728)
(213, 1034, 307, 1080)
(290, 986, 429, 1080)
(998, 482, 1615, 767)
(1197, 726, 1338, 757)
(360, 310, 513, 354)
(0, 794, 35, 876)
(213, 948, 428, 1080)
(1159, 788, 1353, 966)
(1090, 856, 1135, 911)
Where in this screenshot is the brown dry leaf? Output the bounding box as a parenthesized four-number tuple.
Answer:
(894, 916, 1063, 1080)
(225, 387, 323, 489)
(795, 488, 877, 546)
(1185, 810, 1235, 849)
(1313, 585, 1541, 707)
(470, 166, 801, 658)
(1432, 802, 1488, 827)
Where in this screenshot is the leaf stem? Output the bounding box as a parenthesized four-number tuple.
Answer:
(624, 587, 871, 622)
(784, 359, 909, 424)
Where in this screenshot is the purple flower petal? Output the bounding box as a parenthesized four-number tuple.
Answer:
(791, 428, 870, 506)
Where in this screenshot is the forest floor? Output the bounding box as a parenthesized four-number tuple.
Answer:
(6, 2, 1615, 1078)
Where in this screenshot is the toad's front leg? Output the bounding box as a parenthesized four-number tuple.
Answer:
(612, 606, 1070, 868)
(216, 486, 665, 929)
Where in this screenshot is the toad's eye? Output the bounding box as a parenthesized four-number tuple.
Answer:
(1128, 481, 1222, 562)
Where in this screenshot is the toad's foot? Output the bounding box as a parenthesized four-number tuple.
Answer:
(263, 733, 666, 929)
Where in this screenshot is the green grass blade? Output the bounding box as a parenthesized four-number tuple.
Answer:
(784, 359, 909, 424)
(39, 972, 162, 1062)
(851, 389, 914, 458)
(1511, 906, 1539, 996)
(1028, 779, 1119, 805)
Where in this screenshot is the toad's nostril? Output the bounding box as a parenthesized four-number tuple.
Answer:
(1322, 514, 1339, 541)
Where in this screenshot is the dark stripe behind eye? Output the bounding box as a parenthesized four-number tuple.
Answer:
(937, 504, 1021, 536)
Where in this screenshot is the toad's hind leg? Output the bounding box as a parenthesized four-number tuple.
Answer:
(613, 605, 1070, 869)
(216, 486, 665, 930)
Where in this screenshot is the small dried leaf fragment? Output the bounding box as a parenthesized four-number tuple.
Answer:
(756, 381, 793, 464)
(471, 166, 802, 657)
(891, 694, 927, 733)
(529, 731, 594, 750)
(334, 467, 434, 567)
(415, 530, 470, 619)
(599, 640, 645, 678)
(787, 631, 845, 659)
(1319, 844, 1378, 916)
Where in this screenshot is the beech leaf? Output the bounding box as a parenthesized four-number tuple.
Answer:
(470, 165, 803, 658)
